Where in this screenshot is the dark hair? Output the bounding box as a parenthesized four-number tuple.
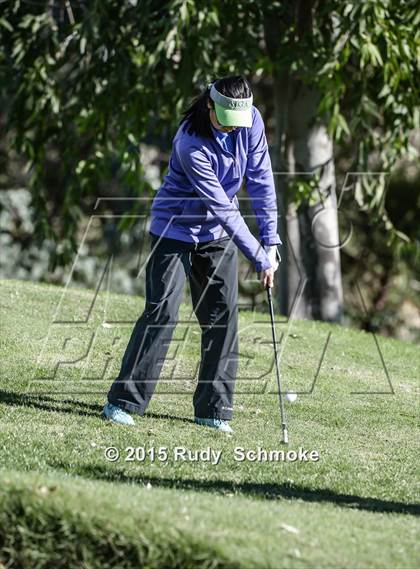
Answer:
(179, 75, 252, 138)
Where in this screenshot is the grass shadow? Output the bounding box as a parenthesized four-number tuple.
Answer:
(0, 389, 193, 424)
(50, 460, 420, 518)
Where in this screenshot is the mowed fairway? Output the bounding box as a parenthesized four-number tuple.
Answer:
(0, 279, 419, 568)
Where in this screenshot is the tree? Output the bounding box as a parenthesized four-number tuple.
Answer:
(262, 0, 418, 321)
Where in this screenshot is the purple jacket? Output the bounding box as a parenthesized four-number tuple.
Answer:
(149, 105, 281, 272)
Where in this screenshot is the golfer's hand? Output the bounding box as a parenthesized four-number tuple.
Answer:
(259, 267, 274, 289)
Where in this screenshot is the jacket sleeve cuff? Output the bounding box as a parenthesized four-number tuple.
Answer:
(254, 256, 273, 273)
(260, 233, 282, 246)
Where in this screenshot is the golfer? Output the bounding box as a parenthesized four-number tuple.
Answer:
(102, 75, 281, 432)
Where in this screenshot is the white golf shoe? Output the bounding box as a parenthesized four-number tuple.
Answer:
(194, 417, 234, 433)
(102, 402, 135, 426)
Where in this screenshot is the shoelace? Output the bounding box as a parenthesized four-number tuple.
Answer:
(110, 404, 127, 418)
(116, 409, 130, 419)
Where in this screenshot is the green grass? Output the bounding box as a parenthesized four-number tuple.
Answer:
(1, 279, 419, 568)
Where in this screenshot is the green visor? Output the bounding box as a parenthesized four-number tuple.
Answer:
(214, 103, 252, 127)
(209, 83, 253, 128)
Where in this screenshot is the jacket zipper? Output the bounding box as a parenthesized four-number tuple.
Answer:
(220, 141, 238, 176)
(213, 130, 239, 181)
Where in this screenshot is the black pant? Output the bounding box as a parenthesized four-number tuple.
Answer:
(107, 232, 238, 420)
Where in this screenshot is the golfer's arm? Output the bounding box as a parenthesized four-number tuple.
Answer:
(244, 108, 282, 247)
(177, 146, 271, 272)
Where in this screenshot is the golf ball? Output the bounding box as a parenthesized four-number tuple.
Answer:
(285, 392, 297, 403)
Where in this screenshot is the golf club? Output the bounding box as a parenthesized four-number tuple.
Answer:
(266, 284, 289, 444)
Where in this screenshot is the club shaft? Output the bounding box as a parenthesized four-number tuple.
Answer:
(267, 286, 288, 442)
